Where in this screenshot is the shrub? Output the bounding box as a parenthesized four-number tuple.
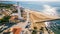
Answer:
(32, 30, 37, 34)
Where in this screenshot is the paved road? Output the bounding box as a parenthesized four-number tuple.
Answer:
(11, 21, 29, 29)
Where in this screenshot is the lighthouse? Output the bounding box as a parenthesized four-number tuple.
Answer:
(17, 2, 22, 19)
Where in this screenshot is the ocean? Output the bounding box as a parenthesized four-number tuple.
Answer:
(17, 1, 60, 34)
(0, 1, 60, 34)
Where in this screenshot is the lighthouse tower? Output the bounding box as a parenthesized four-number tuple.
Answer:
(17, 2, 22, 19)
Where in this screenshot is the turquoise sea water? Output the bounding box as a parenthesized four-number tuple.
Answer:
(1, 1, 60, 14)
(0, 1, 60, 34)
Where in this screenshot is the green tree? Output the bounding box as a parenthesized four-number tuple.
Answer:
(0, 16, 11, 24)
(32, 30, 37, 34)
(32, 27, 37, 34)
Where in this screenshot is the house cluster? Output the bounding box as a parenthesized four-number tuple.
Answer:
(0, 4, 27, 23)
